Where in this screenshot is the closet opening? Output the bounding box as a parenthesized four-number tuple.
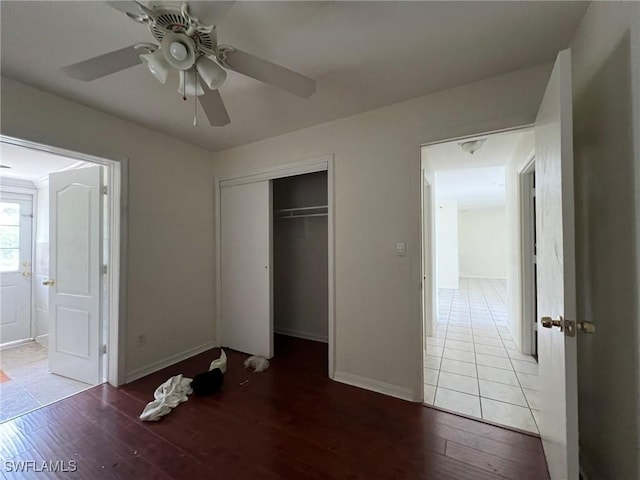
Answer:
(273, 172, 329, 350)
(217, 156, 334, 378)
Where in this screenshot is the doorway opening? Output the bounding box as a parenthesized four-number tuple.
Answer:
(520, 160, 538, 359)
(421, 128, 540, 434)
(0, 137, 124, 422)
(216, 156, 335, 377)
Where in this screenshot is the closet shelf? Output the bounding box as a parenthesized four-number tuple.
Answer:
(275, 205, 328, 219)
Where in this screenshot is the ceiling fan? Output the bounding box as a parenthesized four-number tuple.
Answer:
(61, 1, 316, 127)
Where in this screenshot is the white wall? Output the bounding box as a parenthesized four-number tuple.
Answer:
(212, 63, 551, 400)
(569, 2, 640, 478)
(505, 132, 535, 352)
(435, 200, 459, 289)
(0, 77, 217, 382)
(458, 207, 507, 279)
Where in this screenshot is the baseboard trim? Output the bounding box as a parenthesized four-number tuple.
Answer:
(275, 328, 328, 343)
(459, 275, 508, 280)
(333, 370, 414, 402)
(125, 340, 218, 383)
(35, 334, 49, 347)
(0, 338, 34, 350)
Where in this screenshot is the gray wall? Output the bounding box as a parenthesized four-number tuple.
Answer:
(273, 172, 328, 342)
(571, 2, 640, 478)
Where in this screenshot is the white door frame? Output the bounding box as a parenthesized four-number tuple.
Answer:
(215, 155, 336, 378)
(420, 170, 435, 340)
(419, 125, 531, 403)
(0, 135, 128, 386)
(519, 154, 537, 356)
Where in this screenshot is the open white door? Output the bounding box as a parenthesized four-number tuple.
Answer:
(48, 166, 103, 385)
(220, 180, 273, 358)
(535, 49, 579, 479)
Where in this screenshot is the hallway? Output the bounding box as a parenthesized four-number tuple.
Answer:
(424, 278, 540, 434)
(0, 342, 91, 422)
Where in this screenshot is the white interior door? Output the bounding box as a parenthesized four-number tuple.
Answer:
(48, 166, 103, 385)
(220, 180, 273, 358)
(534, 49, 578, 480)
(0, 193, 33, 345)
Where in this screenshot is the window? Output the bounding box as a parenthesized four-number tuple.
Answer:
(0, 202, 20, 272)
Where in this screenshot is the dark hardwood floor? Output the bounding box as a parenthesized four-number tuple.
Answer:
(0, 336, 549, 479)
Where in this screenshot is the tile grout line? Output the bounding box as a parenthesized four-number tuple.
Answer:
(467, 278, 483, 418)
(479, 277, 539, 433)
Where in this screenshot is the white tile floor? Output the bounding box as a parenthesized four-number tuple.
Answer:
(424, 278, 540, 434)
(0, 341, 92, 422)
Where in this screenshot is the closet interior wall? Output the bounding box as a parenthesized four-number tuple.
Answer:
(273, 172, 328, 344)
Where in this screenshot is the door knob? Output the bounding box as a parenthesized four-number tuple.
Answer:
(42, 279, 55, 287)
(577, 321, 596, 334)
(541, 316, 596, 336)
(541, 316, 563, 330)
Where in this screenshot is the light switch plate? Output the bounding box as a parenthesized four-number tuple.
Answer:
(395, 242, 406, 256)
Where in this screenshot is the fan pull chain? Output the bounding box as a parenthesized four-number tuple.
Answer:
(182, 70, 187, 101)
(193, 68, 198, 127)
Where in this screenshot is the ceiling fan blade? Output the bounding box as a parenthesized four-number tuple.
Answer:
(188, 1, 235, 25)
(198, 89, 231, 126)
(61, 46, 143, 81)
(221, 48, 316, 98)
(105, 1, 141, 15)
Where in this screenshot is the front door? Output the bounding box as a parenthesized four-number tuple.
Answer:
(535, 48, 580, 480)
(0, 193, 33, 345)
(47, 166, 103, 385)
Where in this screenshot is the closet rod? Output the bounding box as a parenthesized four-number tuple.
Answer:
(275, 205, 328, 213)
(276, 213, 328, 219)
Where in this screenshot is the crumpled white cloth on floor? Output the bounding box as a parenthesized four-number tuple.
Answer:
(209, 349, 227, 373)
(139, 374, 193, 422)
(139, 349, 227, 422)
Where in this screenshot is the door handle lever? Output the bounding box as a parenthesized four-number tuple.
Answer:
(42, 279, 55, 287)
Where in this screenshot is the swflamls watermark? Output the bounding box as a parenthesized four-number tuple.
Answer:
(4, 460, 78, 473)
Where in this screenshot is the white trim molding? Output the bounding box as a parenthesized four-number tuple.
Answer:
(333, 371, 414, 402)
(274, 328, 328, 344)
(0, 177, 37, 194)
(126, 341, 218, 383)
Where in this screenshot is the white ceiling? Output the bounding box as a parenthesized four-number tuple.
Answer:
(424, 129, 530, 171)
(0, 143, 80, 181)
(0, 1, 589, 153)
(428, 129, 533, 210)
(436, 166, 506, 210)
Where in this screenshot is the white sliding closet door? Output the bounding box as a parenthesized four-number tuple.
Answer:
(220, 180, 273, 358)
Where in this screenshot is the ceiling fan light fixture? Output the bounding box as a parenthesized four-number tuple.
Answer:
(178, 69, 205, 97)
(161, 32, 196, 70)
(140, 50, 170, 84)
(197, 56, 227, 89)
(169, 42, 188, 61)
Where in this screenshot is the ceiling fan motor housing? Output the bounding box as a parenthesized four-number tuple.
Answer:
(150, 7, 216, 55)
